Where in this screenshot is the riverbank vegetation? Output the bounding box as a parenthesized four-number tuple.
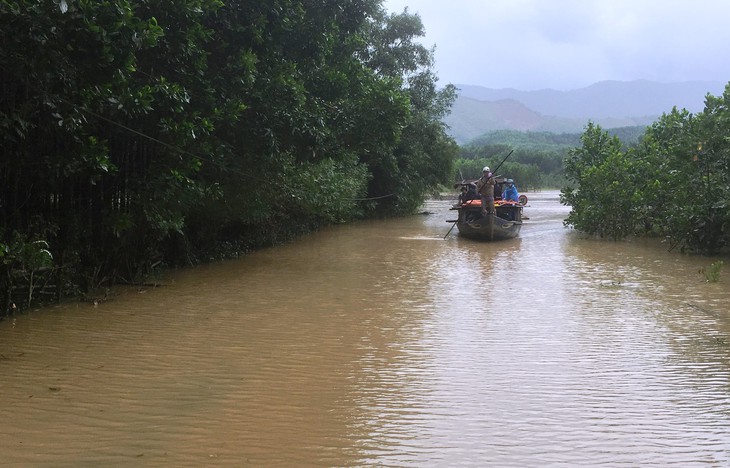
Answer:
(0, 0, 458, 314)
(699, 260, 724, 283)
(561, 83, 730, 254)
(452, 127, 644, 190)
(453, 133, 570, 190)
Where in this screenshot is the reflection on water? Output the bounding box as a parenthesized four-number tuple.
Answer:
(0, 191, 728, 466)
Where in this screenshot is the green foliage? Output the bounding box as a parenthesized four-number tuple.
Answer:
(561, 123, 649, 239)
(561, 84, 730, 253)
(454, 130, 578, 189)
(0, 234, 55, 312)
(282, 154, 370, 224)
(1, 0, 457, 305)
(1, 235, 54, 271)
(607, 126, 647, 147)
(699, 260, 724, 283)
(469, 130, 583, 150)
(355, 8, 458, 215)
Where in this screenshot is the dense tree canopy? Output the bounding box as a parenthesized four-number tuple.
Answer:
(454, 130, 575, 189)
(561, 83, 730, 253)
(0, 0, 457, 311)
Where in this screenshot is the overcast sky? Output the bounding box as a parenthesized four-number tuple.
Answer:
(381, 0, 730, 91)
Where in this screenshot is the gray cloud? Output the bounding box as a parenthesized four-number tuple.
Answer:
(383, 0, 730, 90)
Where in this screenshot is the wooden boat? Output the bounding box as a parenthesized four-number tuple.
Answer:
(446, 179, 524, 241)
(448, 199, 523, 241)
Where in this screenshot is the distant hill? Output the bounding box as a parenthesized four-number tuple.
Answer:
(444, 80, 727, 144)
(444, 96, 654, 144)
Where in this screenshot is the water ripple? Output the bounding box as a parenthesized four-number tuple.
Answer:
(0, 192, 728, 466)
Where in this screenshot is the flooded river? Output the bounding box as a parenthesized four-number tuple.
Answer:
(1, 191, 729, 466)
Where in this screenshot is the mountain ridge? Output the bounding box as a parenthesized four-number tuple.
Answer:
(445, 79, 727, 144)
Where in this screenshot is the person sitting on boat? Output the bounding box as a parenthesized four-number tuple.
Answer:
(459, 184, 478, 204)
(475, 166, 495, 215)
(502, 179, 519, 202)
(458, 186, 469, 204)
(467, 183, 478, 199)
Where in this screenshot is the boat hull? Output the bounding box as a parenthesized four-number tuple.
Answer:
(450, 201, 523, 241)
(456, 214, 522, 241)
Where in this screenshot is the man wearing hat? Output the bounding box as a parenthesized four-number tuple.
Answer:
(502, 178, 519, 202)
(475, 166, 495, 216)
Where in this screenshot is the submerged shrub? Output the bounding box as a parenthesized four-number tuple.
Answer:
(699, 260, 724, 283)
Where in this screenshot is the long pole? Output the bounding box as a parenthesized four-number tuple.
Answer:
(491, 149, 514, 177)
(443, 221, 457, 239)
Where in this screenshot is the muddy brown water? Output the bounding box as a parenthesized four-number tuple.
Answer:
(1, 191, 729, 466)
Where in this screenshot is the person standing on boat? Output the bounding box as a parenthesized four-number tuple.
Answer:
(502, 179, 519, 202)
(475, 166, 495, 215)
